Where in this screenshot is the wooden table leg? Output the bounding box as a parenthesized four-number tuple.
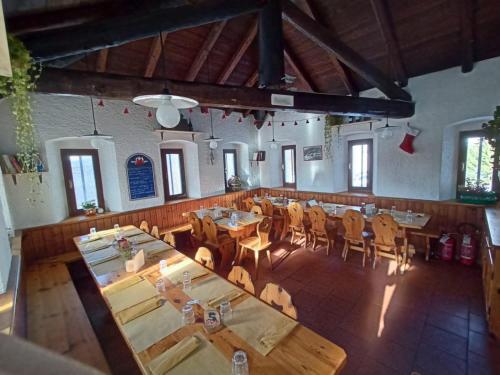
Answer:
(280, 209, 289, 241)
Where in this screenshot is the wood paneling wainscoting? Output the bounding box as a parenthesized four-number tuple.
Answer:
(21, 189, 258, 265)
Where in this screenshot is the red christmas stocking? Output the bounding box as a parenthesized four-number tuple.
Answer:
(399, 123, 420, 154)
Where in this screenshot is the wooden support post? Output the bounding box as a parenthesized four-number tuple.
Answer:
(259, 0, 285, 88)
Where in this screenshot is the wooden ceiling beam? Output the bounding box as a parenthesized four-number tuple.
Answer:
(369, 0, 407, 86)
(300, 0, 357, 96)
(283, 42, 316, 91)
(217, 18, 258, 84)
(281, 0, 411, 101)
(144, 32, 168, 78)
(95, 49, 109, 73)
(245, 70, 259, 87)
(185, 21, 227, 81)
(36, 68, 414, 118)
(20, 0, 266, 62)
(458, 0, 475, 73)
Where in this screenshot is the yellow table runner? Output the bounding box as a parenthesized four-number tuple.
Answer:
(185, 275, 239, 305)
(121, 302, 182, 353)
(80, 239, 113, 254)
(122, 227, 144, 237)
(226, 297, 298, 356)
(129, 233, 156, 245)
(106, 280, 158, 313)
(83, 247, 120, 266)
(92, 257, 124, 276)
(163, 259, 209, 286)
(138, 240, 171, 257)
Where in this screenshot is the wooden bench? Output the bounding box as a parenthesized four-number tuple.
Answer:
(410, 230, 441, 261)
(161, 223, 192, 248)
(26, 261, 111, 374)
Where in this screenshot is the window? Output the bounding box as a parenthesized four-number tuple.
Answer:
(282, 145, 297, 189)
(161, 149, 187, 201)
(223, 149, 238, 192)
(61, 149, 105, 216)
(457, 130, 495, 194)
(348, 139, 373, 192)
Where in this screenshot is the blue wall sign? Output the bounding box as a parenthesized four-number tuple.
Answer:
(126, 153, 157, 200)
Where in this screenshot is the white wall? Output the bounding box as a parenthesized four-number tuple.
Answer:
(0, 176, 11, 293)
(0, 96, 260, 229)
(258, 56, 500, 200)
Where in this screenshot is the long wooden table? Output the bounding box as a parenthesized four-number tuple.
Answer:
(74, 226, 347, 375)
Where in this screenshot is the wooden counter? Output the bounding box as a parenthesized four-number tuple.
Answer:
(482, 207, 500, 337)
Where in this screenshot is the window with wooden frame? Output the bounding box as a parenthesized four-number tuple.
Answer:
(223, 149, 238, 192)
(61, 149, 105, 217)
(160, 149, 187, 201)
(282, 145, 297, 189)
(457, 130, 496, 196)
(348, 139, 373, 192)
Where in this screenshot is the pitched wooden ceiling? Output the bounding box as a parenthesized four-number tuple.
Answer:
(6, 0, 500, 96)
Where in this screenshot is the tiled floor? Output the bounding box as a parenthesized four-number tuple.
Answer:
(181, 238, 500, 375)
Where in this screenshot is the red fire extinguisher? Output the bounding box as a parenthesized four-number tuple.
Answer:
(439, 234, 455, 261)
(458, 223, 478, 266)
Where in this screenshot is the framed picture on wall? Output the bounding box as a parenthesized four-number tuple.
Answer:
(303, 146, 323, 161)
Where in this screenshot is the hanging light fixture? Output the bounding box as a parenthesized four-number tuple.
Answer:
(202, 45, 222, 149)
(82, 97, 112, 138)
(266, 116, 281, 149)
(375, 113, 400, 139)
(133, 32, 198, 128)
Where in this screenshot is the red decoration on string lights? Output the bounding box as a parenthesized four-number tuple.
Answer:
(306, 119, 309, 124)
(201, 107, 209, 114)
(267, 121, 272, 127)
(147, 111, 153, 118)
(97, 99, 104, 107)
(281, 122, 285, 126)
(317, 116, 320, 121)
(123, 107, 129, 114)
(222, 113, 227, 119)
(188, 108, 193, 113)
(294, 121, 298, 126)
(238, 117, 243, 123)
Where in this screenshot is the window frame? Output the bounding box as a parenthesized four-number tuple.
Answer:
(457, 129, 496, 196)
(223, 149, 238, 192)
(60, 149, 105, 217)
(347, 139, 373, 193)
(160, 148, 187, 201)
(281, 145, 297, 189)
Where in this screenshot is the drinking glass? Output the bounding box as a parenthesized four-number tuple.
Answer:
(155, 278, 166, 293)
(232, 350, 249, 375)
(183, 271, 192, 291)
(113, 224, 120, 231)
(406, 209, 414, 222)
(220, 299, 233, 323)
(159, 259, 168, 275)
(390, 206, 396, 216)
(181, 304, 195, 325)
(319, 201, 324, 208)
(89, 227, 97, 238)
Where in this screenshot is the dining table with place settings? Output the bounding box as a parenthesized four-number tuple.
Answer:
(253, 195, 297, 240)
(73, 225, 347, 375)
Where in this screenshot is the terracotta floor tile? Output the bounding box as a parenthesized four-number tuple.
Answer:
(414, 343, 467, 375)
(427, 309, 469, 338)
(420, 324, 468, 359)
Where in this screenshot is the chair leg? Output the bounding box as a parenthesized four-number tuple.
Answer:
(312, 233, 317, 250)
(326, 238, 331, 256)
(342, 240, 348, 259)
(266, 250, 273, 270)
(238, 246, 246, 265)
(362, 245, 366, 267)
(372, 247, 377, 269)
(254, 251, 260, 279)
(425, 236, 430, 261)
(290, 230, 295, 245)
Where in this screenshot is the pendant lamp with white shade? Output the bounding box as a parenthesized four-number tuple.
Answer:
(82, 97, 112, 139)
(266, 116, 282, 149)
(375, 113, 400, 139)
(132, 32, 198, 127)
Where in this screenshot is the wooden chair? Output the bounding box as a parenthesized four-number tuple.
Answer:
(229, 202, 238, 210)
(259, 283, 298, 319)
(309, 206, 337, 255)
(150, 225, 160, 239)
(139, 220, 149, 233)
(342, 209, 372, 267)
(250, 205, 263, 215)
(194, 247, 215, 270)
(372, 213, 406, 273)
(287, 202, 310, 245)
(261, 198, 284, 240)
(238, 217, 273, 279)
(242, 197, 255, 212)
(227, 266, 255, 294)
(187, 211, 205, 247)
(202, 215, 235, 265)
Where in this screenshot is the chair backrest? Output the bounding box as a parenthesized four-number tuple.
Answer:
(287, 202, 304, 227)
(202, 215, 219, 244)
(259, 283, 297, 319)
(342, 209, 365, 242)
(372, 214, 398, 247)
(195, 247, 215, 270)
(229, 202, 238, 210)
(227, 266, 255, 294)
(150, 225, 160, 239)
(250, 205, 263, 215)
(257, 217, 273, 247)
(188, 212, 204, 241)
(260, 198, 274, 217)
(139, 220, 149, 233)
(309, 206, 327, 233)
(242, 197, 255, 212)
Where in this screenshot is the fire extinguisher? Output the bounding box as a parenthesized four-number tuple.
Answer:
(457, 223, 479, 266)
(439, 234, 455, 261)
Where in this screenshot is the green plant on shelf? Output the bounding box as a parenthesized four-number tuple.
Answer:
(482, 106, 500, 194)
(81, 200, 97, 210)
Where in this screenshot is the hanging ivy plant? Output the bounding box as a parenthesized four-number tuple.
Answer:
(324, 115, 344, 159)
(0, 34, 41, 173)
(482, 106, 500, 193)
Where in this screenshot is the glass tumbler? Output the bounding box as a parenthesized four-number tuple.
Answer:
(181, 304, 195, 325)
(183, 271, 192, 291)
(406, 209, 414, 222)
(232, 350, 249, 375)
(220, 299, 233, 323)
(155, 278, 166, 293)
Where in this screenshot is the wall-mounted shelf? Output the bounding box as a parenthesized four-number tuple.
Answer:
(154, 129, 203, 142)
(2, 171, 48, 185)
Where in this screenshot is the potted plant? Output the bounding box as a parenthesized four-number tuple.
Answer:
(82, 200, 97, 216)
(458, 179, 497, 205)
(482, 106, 500, 197)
